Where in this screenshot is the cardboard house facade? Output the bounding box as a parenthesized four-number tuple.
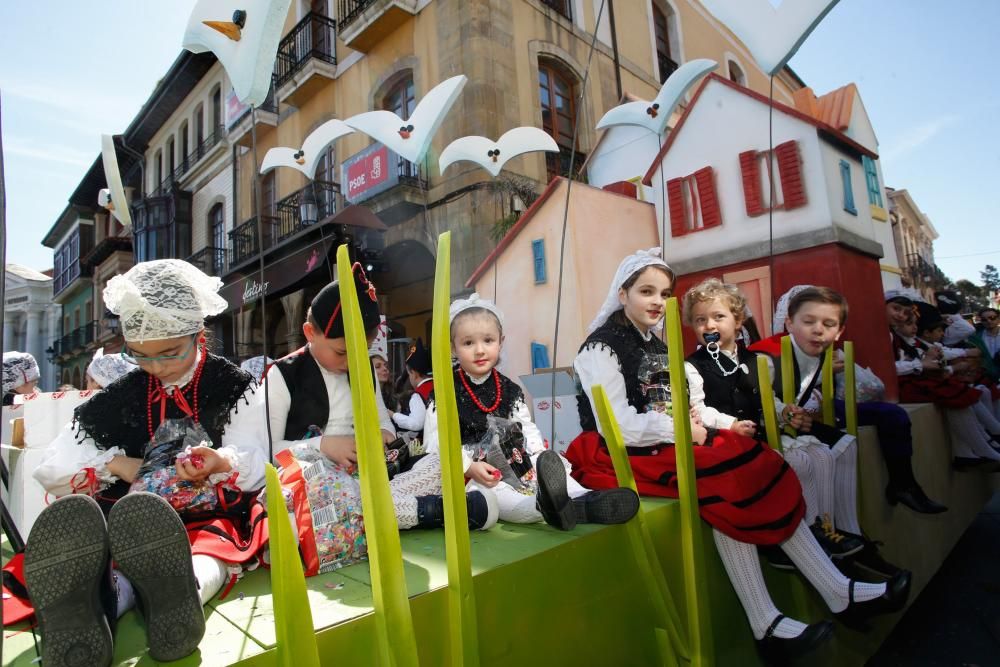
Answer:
(641, 74, 900, 392)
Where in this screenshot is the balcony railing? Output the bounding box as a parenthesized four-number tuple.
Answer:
(906, 252, 936, 285)
(540, 0, 573, 20)
(54, 321, 98, 359)
(658, 52, 679, 84)
(395, 155, 424, 188)
(276, 12, 337, 87)
(155, 125, 225, 195)
(337, 0, 377, 31)
(187, 246, 228, 277)
(53, 259, 81, 296)
(229, 215, 280, 267)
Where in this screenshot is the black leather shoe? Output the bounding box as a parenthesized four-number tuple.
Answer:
(835, 570, 911, 632)
(810, 516, 864, 559)
(758, 545, 796, 572)
(535, 450, 575, 530)
(416, 491, 498, 530)
(886, 485, 948, 514)
(755, 615, 833, 665)
(849, 539, 903, 580)
(571, 489, 640, 525)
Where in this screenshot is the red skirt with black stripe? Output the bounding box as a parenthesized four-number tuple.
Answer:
(898, 375, 981, 408)
(565, 430, 805, 545)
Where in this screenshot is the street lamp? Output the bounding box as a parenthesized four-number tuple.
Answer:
(299, 184, 318, 227)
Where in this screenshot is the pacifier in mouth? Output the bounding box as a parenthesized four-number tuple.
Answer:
(704, 331, 721, 352)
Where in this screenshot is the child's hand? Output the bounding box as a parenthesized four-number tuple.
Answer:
(691, 422, 708, 445)
(176, 446, 230, 483)
(730, 420, 757, 437)
(689, 407, 703, 427)
(320, 436, 358, 467)
(783, 406, 812, 431)
(467, 461, 501, 487)
(921, 355, 942, 371)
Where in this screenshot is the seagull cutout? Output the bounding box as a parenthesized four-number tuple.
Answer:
(438, 127, 559, 178)
(699, 0, 840, 76)
(182, 0, 292, 107)
(260, 119, 355, 177)
(596, 59, 718, 135)
(344, 75, 467, 166)
(100, 135, 132, 229)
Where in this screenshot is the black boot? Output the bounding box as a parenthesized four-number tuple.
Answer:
(755, 616, 833, 665)
(884, 456, 948, 514)
(571, 489, 640, 525)
(415, 491, 498, 530)
(108, 493, 204, 663)
(23, 494, 115, 667)
(835, 570, 912, 632)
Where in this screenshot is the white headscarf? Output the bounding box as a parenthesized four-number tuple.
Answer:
(449, 293, 505, 329)
(104, 259, 228, 342)
(588, 247, 672, 334)
(86, 348, 137, 388)
(772, 284, 813, 335)
(240, 356, 273, 382)
(2, 352, 39, 395)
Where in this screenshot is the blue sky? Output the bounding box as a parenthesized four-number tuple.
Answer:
(1, 1, 997, 283)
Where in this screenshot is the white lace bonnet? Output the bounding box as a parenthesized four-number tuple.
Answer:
(588, 247, 672, 334)
(103, 259, 228, 342)
(86, 347, 137, 388)
(449, 293, 505, 329)
(2, 352, 39, 395)
(771, 284, 814, 334)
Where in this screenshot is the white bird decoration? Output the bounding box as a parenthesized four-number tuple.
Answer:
(182, 0, 292, 107)
(344, 75, 467, 166)
(99, 135, 132, 229)
(438, 127, 559, 178)
(596, 59, 718, 136)
(698, 0, 840, 76)
(260, 119, 355, 177)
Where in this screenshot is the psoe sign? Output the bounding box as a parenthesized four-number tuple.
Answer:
(341, 143, 400, 203)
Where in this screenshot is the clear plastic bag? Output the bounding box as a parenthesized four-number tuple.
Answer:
(638, 352, 674, 416)
(129, 417, 221, 514)
(835, 364, 886, 403)
(463, 416, 536, 493)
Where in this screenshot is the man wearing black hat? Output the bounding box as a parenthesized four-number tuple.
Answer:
(264, 268, 498, 531)
(390, 339, 433, 433)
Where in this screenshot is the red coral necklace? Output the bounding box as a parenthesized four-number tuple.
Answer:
(458, 368, 502, 413)
(145, 347, 207, 438)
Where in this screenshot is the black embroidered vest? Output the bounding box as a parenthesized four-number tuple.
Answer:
(431, 369, 523, 446)
(576, 319, 666, 432)
(687, 346, 764, 425)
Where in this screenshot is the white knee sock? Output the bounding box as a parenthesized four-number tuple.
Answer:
(947, 407, 1000, 459)
(832, 443, 862, 534)
(972, 398, 1000, 434)
(783, 448, 818, 524)
(712, 529, 807, 640)
(779, 521, 885, 613)
(112, 568, 135, 618)
(390, 453, 445, 529)
(192, 554, 229, 606)
(803, 444, 836, 521)
(492, 482, 543, 524)
(394, 495, 419, 529)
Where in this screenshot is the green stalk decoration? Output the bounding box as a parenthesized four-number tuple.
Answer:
(336, 244, 419, 667)
(664, 298, 714, 666)
(821, 346, 834, 425)
(593, 384, 686, 667)
(780, 335, 797, 437)
(264, 463, 321, 666)
(844, 342, 858, 437)
(756, 356, 783, 452)
(430, 232, 480, 666)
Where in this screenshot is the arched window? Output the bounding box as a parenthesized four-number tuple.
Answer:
(194, 105, 205, 156)
(652, 2, 680, 83)
(209, 203, 226, 274)
(315, 144, 337, 217)
(211, 85, 223, 138)
(538, 59, 580, 180)
(381, 73, 416, 180)
(728, 60, 747, 87)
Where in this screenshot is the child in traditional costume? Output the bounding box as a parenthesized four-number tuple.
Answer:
(85, 347, 138, 389)
(420, 294, 639, 529)
(565, 249, 910, 663)
(29, 259, 269, 666)
(390, 339, 433, 434)
(2, 351, 40, 404)
(264, 265, 498, 531)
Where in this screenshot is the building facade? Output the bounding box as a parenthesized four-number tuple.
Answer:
(3, 265, 61, 390)
(887, 187, 941, 302)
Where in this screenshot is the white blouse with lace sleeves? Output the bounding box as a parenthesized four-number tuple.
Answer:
(574, 343, 674, 447)
(684, 361, 738, 430)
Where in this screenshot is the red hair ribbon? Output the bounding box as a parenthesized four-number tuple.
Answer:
(323, 262, 378, 336)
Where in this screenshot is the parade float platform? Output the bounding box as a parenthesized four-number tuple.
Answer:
(3, 402, 996, 666)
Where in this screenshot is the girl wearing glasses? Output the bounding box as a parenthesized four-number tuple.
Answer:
(28, 259, 268, 666)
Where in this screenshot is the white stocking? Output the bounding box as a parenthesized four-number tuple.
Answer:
(779, 521, 885, 613)
(972, 395, 1000, 434)
(782, 448, 819, 524)
(192, 554, 228, 605)
(391, 454, 445, 529)
(802, 444, 836, 521)
(712, 529, 807, 640)
(112, 568, 135, 618)
(947, 407, 1000, 460)
(832, 442, 862, 534)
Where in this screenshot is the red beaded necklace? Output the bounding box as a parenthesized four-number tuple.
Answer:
(145, 346, 207, 438)
(458, 367, 502, 413)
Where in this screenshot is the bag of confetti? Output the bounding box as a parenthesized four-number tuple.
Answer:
(271, 444, 367, 576)
(128, 418, 222, 515)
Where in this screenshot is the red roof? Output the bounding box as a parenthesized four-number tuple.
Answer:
(641, 74, 877, 186)
(793, 83, 858, 131)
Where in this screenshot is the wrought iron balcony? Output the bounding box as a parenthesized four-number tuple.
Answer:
(275, 13, 337, 88)
(906, 252, 936, 285)
(187, 246, 229, 277)
(229, 216, 279, 267)
(55, 321, 98, 359)
(336, 0, 418, 52)
(540, 0, 573, 21)
(658, 53, 679, 84)
(155, 125, 225, 195)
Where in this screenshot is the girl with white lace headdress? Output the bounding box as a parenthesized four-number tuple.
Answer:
(28, 259, 268, 666)
(85, 347, 138, 389)
(420, 293, 640, 529)
(2, 351, 40, 404)
(565, 249, 911, 664)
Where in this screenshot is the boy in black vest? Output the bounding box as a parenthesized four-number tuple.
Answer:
(390, 338, 433, 434)
(265, 266, 498, 531)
